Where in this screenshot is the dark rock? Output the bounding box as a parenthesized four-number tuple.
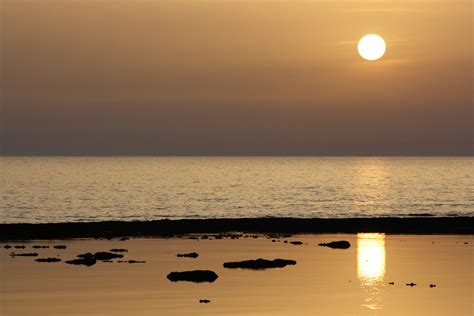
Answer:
(54, 245, 67, 249)
(33, 245, 49, 249)
(117, 260, 145, 264)
(406, 283, 417, 287)
(177, 252, 199, 259)
(201, 235, 209, 240)
(14, 245, 26, 249)
(464, 242, 468, 245)
(289, 241, 303, 245)
(93, 252, 124, 261)
(188, 237, 199, 240)
(10, 252, 39, 257)
(3, 245, 12, 249)
(318, 240, 351, 249)
(167, 270, 218, 283)
(35, 257, 61, 263)
(120, 237, 130, 241)
(429, 284, 436, 288)
(283, 240, 288, 243)
(272, 240, 276, 242)
(66, 253, 96, 266)
(389, 282, 395, 285)
(223, 258, 297, 270)
(110, 248, 128, 253)
(199, 299, 211, 304)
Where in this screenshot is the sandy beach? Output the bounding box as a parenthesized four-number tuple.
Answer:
(1, 233, 472, 315)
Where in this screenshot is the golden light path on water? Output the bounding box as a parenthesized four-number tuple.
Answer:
(357, 233, 386, 310)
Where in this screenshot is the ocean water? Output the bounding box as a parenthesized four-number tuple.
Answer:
(1, 157, 473, 223)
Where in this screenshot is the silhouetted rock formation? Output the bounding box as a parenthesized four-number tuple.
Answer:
(120, 237, 130, 241)
(35, 257, 61, 263)
(93, 252, 124, 260)
(167, 270, 218, 283)
(3, 245, 11, 249)
(199, 299, 211, 304)
(32, 245, 49, 249)
(223, 258, 297, 270)
(318, 240, 351, 249)
(110, 248, 128, 253)
(389, 282, 395, 285)
(10, 252, 39, 257)
(289, 241, 303, 245)
(54, 245, 67, 249)
(1, 218, 473, 240)
(177, 252, 199, 258)
(14, 245, 26, 249)
(406, 283, 417, 287)
(429, 284, 436, 288)
(66, 253, 96, 266)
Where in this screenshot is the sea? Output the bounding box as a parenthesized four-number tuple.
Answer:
(1, 157, 473, 223)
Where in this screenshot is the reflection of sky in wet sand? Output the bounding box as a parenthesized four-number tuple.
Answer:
(358, 233, 386, 310)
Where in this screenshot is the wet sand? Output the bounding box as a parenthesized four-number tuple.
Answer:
(1, 234, 472, 315)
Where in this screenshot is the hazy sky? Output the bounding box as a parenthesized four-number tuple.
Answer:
(1, 0, 472, 155)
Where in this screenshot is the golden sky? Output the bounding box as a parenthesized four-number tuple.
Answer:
(2, 0, 472, 155)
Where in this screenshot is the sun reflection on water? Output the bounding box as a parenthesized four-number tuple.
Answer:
(357, 233, 386, 310)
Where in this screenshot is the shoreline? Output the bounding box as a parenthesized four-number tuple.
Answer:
(1, 217, 473, 240)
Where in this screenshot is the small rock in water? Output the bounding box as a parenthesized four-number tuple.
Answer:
(318, 241, 351, 249)
(199, 299, 211, 304)
(3, 245, 12, 249)
(110, 248, 128, 253)
(223, 258, 297, 270)
(177, 252, 199, 258)
(14, 246, 26, 249)
(66, 253, 96, 266)
(389, 282, 395, 285)
(289, 241, 303, 245)
(32, 245, 49, 249)
(406, 283, 417, 287)
(429, 284, 436, 288)
(120, 237, 130, 241)
(54, 245, 67, 249)
(118, 260, 146, 264)
(10, 252, 39, 257)
(93, 252, 124, 261)
(167, 270, 218, 283)
(35, 257, 61, 263)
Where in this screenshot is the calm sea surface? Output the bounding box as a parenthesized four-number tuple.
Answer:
(1, 157, 473, 223)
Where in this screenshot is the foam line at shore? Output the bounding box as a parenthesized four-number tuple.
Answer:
(1, 217, 473, 240)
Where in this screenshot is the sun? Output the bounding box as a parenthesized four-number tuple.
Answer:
(358, 34, 386, 61)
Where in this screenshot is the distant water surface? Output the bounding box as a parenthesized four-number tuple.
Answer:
(1, 157, 473, 223)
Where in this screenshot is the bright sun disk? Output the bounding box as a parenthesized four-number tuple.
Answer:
(358, 34, 386, 61)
